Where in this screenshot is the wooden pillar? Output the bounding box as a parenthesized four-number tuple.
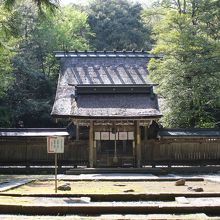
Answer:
(144, 126, 148, 141)
(89, 120, 94, 168)
(135, 120, 141, 168)
(93, 140, 96, 167)
(76, 124, 79, 141)
(132, 140, 135, 166)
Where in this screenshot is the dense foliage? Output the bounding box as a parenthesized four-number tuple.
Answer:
(2, 0, 59, 11)
(0, 2, 92, 127)
(0, 0, 219, 128)
(148, 0, 220, 128)
(88, 0, 151, 50)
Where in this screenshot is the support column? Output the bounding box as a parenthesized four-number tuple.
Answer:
(144, 126, 148, 141)
(135, 120, 141, 168)
(89, 120, 94, 168)
(76, 124, 79, 141)
(93, 140, 96, 167)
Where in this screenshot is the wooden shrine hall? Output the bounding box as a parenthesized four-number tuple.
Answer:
(52, 51, 162, 168)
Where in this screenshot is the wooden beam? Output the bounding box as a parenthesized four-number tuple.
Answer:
(72, 118, 154, 126)
(136, 120, 141, 168)
(89, 121, 94, 168)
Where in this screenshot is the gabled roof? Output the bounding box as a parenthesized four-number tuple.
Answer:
(52, 51, 162, 118)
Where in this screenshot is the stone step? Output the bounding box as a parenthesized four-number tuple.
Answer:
(0, 196, 220, 215)
(66, 167, 166, 175)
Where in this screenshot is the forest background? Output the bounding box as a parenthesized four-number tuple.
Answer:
(0, 0, 219, 128)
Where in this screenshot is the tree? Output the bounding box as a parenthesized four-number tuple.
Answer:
(0, 5, 18, 126)
(54, 6, 92, 50)
(1, 3, 92, 127)
(1, 0, 59, 11)
(88, 0, 151, 50)
(148, 0, 220, 128)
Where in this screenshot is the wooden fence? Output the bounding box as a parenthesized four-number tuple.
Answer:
(0, 134, 220, 167)
(142, 138, 220, 166)
(0, 137, 89, 166)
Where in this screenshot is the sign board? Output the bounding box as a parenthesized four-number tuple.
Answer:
(47, 136, 64, 153)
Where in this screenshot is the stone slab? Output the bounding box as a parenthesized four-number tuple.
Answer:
(175, 197, 190, 204)
(0, 213, 210, 219)
(188, 197, 220, 206)
(0, 197, 219, 215)
(55, 173, 159, 181)
(0, 179, 33, 192)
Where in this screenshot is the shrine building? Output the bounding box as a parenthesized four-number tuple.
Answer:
(52, 51, 162, 168)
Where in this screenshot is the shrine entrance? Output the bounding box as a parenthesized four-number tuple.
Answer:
(95, 131, 135, 167)
(73, 119, 152, 168)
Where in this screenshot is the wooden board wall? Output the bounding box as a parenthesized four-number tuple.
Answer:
(0, 137, 89, 166)
(0, 136, 220, 166)
(142, 138, 220, 165)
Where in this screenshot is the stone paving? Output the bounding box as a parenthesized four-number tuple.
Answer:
(0, 173, 220, 219)
(0, 179, 33, 192)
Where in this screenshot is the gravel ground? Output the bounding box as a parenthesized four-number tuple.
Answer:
(5, 179, 220, 194)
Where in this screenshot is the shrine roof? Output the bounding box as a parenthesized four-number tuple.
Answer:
(52, 51, 162, 118)
(52, 93, 161, 118)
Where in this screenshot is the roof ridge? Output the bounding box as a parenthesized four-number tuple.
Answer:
(55, 50, 149, 53)
(54, 50, 162, 58)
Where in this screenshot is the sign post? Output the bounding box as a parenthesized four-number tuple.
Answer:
(55, 153, 58, 193)
(47, 136, 64, 193)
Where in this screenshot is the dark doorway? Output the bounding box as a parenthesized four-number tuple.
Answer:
(96, 140, 134, 167)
